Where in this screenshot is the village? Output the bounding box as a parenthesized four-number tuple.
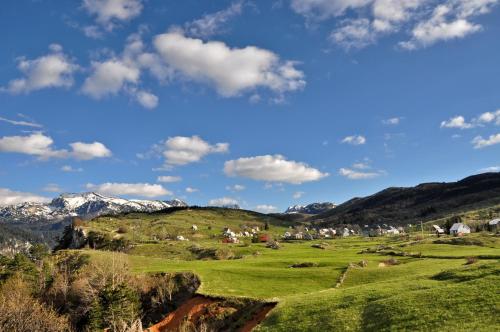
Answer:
(179, 218, 500, 244)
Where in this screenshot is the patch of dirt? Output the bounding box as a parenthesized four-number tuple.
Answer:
(239, 303, 276, 332)
(146, 295, 215, 332)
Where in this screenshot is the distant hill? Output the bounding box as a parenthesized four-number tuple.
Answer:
(310, 173, 500, 226)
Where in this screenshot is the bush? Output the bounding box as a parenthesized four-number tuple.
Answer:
(290, 262, 319, 268)
(465, 257, 478, 265)
(0, 276, 71, 332)
(117, 226, 129, 234)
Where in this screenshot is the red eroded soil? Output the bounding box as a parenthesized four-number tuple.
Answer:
(239, 304, 276, 332)
(146, 295, 215, 332)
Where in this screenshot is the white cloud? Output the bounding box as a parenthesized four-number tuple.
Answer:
(254, 204, 277, 213)
(292, 0, 498, 50)
(2, 45, 77, 94)
(291, 0, 373, 20)
(477, 110, 500, 125)
(330, 18, 377, 50)
(61, 165, 83, 172)
(0, 188, 50, 206)
(293, 191, 305, 199)
(341, 135, 366, 145)
(86, 182, 171, 197)
(0, 133, 111, 160)
(339, 167, 384, 180)
(224, 155, 329, 184)
(352, 162, 370, 169)
(382, 117, 401, 125)
(185, 187, 199, 193)
(82, 0, 143, 31)
(208, 197, 239, 207)
(479, 166, 500, 172)
(135, 90, 159, 109)
(82, 59, 140, 98)
(226, 184, 246, 192)
(400, 1, 494, 50)
(0, 116, 42, 128)
(69, 142, 112, 160)
(440, 115, 473, 129)
(157, 175, 182, 183)
(153, 31, 305, 97)
(185, 1, 245, 38)
(162, 136, 229, 166)
(43, 183, 63, 193)
(472, 133, 500, 149)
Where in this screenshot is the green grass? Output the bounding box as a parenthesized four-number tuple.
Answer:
(78, 211, 500, 331)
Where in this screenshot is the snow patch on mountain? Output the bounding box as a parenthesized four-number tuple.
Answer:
(0, 192, 188, 223)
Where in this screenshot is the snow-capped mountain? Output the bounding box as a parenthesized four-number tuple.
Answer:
(285, 202, 336, 215)
(0, 192, 188, 223)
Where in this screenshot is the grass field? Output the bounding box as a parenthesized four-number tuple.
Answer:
(79, 209, 500, 331)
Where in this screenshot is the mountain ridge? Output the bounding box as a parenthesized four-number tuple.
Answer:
(310, 172, 500, 226)
(0, 192, 187, 223)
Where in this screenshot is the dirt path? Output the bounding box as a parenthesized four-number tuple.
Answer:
(146, 295, 215, 332)
(239, 303, 276, 332)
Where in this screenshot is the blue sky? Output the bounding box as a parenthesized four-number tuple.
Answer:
(1, 0, 500, 212)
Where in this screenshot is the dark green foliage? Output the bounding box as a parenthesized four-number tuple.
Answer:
(89, 283, 140, 331)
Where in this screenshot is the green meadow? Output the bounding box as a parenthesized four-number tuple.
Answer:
(80, 209, 500, 331)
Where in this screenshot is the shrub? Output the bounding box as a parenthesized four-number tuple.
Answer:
(382, 258, 400, 266)
(117, 226, 129, 234)
(0, 276, 71, 332)
(290, 262, 319, 268)
(465, 257, 478, 265)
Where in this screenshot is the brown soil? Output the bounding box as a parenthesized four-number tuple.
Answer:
(146, 296, 277, 332)
(146, 295, 215, 332)
(239, 304, 276, 332)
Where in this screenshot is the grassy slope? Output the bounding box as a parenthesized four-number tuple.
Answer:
(79, 209, 500, 331)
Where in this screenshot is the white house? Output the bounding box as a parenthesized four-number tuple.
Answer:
(432, 225, 445, 234)
(450, 223, 471, 236)
(488, 219, 499, 232)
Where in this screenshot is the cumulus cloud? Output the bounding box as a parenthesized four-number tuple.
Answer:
(254, 204, 277, 213)
(0, 188, 50, 206)
(162, 136, 229, 166)
(70, 142, 112, 160)
(477, 110, 500, 125)
(401, 3, 482, 50)
(440, 116, 473, 129)
(291, 0, 373, 20)
(153, 31, 305, 97)
(157, 175, 182, 183)
(341, 135, 366, 145)
(224, 155, 328, 184)
(0, 133, 111, 160)
(82, 59, 140, 98)
(135, 90, 159, 109)
(479, 166, 500, 173)
(2, 44, 77, 94)
(472, 133, 500, 149)
(208, 197, 239, 207)
(185, 187, 199, 193)
(226, 184, 246, 192)
(292, 0, 499, 50)
(184, 1, 245, 38)
(86, 182, 171, 197)
(82, 0, 143, 31)
(330, 18, 377, 50)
